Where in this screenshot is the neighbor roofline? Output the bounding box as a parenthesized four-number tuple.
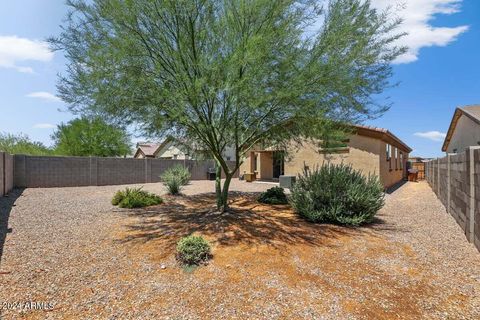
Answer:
(152, 136, 173, 157)
(134, 148, 145, 158)
(442, 106, 480, 152)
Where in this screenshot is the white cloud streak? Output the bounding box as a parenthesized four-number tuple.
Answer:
(370, 0, 468, 63)
(414, 131, 446, 141)
(26, 91, 62, 102)
(33, 123, 56, 129)
(0, 35, 54, 73)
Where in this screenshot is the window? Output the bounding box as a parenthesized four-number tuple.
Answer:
(394, 148, 398, 170)
(386, 144, 391, 160)
(226, 156, 231, 161)
(173, 154, 178, 159)
(400, 153, 403, 169)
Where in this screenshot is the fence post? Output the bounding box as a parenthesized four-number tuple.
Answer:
(467, 147, 479, 242)
(1, 152, 4, 197)
(436, 158, 440, 195)
(447, 154, 451, 213)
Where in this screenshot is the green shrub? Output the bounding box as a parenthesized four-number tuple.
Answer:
(258, 186, 288, 205)
(160, 165, 191, 195)
(290, 163, 384, 226)
(176, 235, 211, 266)
(111, 187, 163, 208)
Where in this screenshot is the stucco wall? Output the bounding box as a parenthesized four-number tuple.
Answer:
(447, 115, 480, 153)
(156, 142, 188, 159)
(283, 134, 382, 180)
(378, 140, 408, 188)
(258, 152, 273, 180)
(239, 151, 256, 176)
(240, 134, 408, 188)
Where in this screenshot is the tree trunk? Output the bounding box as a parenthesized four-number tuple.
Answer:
(215, 160, 222, 209)
(218, 173, 233, 213)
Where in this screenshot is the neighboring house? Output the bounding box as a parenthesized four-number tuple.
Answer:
(133, 138, 190, 159)
(240, 125, 412, 188)
(442, 105, 480, 153)
(134, 137, 235, 161)
(133, 143, 161, 159)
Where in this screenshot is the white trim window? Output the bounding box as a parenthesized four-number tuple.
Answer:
(394, 148, 398, 169)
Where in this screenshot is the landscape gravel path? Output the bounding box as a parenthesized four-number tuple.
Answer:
(0, 180, 479, 319)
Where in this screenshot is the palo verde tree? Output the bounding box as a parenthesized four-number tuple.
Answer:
(51, 0, 405, 212)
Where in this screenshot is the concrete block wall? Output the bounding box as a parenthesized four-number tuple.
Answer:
(0, 152, 15, 196)
(425, 147, 480, 251)
(13, 155, 238, 188)
(0, 152, 4, 196)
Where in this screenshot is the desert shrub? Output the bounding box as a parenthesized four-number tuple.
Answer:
(258, 186, 288, 205)
(290, 163, 384, 226)
(160, 165, 191, 195)
(176, 235, 211, 266)
(111, 187, 162, 208)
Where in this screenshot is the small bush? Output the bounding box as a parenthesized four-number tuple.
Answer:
(258, 186, 288, 205)
(290, 163, 384, 226)
(176, 235, 211, 266)
(160, 165, 191, 195)
(111, 187, 162, 208)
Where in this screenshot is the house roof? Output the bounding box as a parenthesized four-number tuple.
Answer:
(133, 136, 177, 158)
(133, 143, 161, 158)
(252, 124, 412, 153)
(442, 105, 480, 152)
(353, 124, 412, 153)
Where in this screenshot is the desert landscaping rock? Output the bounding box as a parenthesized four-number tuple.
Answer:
(1, 180, 480, 319)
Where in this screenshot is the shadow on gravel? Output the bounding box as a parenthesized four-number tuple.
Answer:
(362, 216, 409, 233)
(385, 180, 408, 194)
(0, 188, 24, 268)
(117, 192, 390, 256)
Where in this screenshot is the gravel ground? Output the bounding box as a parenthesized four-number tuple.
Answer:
(0, 180, 479, 319)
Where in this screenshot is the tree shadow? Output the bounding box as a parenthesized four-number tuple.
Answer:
(0, 188, 24, 268)
(117, 192, 391, 257)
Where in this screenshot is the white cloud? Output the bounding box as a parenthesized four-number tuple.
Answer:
(370, 0, 468, 63)
(0, 35, 54, 73)
(33, 123, 56, 129)
(26, 91, 62, 102)
(414, 131, 446, 141)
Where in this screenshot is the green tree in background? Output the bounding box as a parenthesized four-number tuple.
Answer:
(52, 117, 131, 157)
(0, 133, 53, 155)
(51, 0, 405, 212)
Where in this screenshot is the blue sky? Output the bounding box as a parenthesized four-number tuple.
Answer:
(0, 0, 478, 157)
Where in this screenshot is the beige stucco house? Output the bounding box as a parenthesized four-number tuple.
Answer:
(240, 125, 412, 188)
(134, 138, 189, 159)
(442, 105, 480, 154)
